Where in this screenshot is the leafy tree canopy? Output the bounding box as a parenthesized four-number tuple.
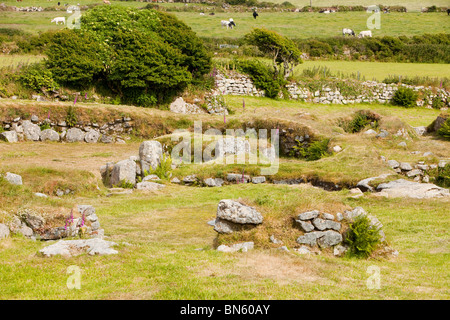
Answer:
(46, 6, 211, 106)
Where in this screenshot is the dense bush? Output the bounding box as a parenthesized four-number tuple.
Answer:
(435, 163, 450, 188)
(46, 6, 211, 106)
(18, 62, 58, 92)
(235, 59, 284, 98)
(345, 215, 382, 258)
(391, 87, 418, 108)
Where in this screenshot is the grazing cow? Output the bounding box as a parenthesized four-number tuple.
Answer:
(51, 17, 65, 25)
(253, 11, 259, 19)
(358, 30, 372, 38)
(209, 12, 215, 15)
(200, 12, 205, 16)
(221, 18, 236, 29)
(342, 28, 355, 37)
(103, 0, 110, 4)
(447, 8, 450, 15)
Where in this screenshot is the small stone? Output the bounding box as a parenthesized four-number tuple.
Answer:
(322, 213, 335, 220)
(34, 192, 48, 198)
(387, 160, 399, 169)
(333, 245, 348, 257)
(332, 145, 342, 153)
(399, 162, 412, 171)
(4, 172, 22, 185)
(251, 176, 266, 184)
(296, 220, 315, 232)
(294, 246, 311, 255)
(398, 142, 407, 147)
(297, 210, 319, 221)
(0, 223, 10, 239)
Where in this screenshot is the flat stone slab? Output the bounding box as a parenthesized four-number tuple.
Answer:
(376, 179, 450, 199)
(216, 200, 263, 225)
(39, 238, 118, 257)
(217, 242, 254, 253)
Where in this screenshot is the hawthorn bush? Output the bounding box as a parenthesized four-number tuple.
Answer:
(46, 6, 211, 106)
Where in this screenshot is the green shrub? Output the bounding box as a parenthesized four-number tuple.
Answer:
(345, 215, 382, 258)
(437, 118, 450, 140)
(115, 179, 135, 189)
(39, 122, 51, 131)
(18, 63, 58, 92)
(435, 163, 450, 188)
(292, 138, 330, 161)
(235, 59, 284, 99)
(431, 96, 444, 109)
(340, 110, 380, 133)
(392, 87, 418, 108)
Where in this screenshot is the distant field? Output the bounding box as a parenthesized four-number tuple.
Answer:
(270, 0, 449, 12)
(0, 54, 44, 68)
(0, 5, 449, 37)
(294, 60, 450, 82)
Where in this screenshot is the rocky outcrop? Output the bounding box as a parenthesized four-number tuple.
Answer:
(376, 179, 449, 199)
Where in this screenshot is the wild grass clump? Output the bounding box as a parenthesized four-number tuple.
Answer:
(344, 215, 382, 259)
(437, 118, 450, 140)
(146, 154, 173, 180)
(340, 110, 380, 133)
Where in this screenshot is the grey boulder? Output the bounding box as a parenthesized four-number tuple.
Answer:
(216, 200, 263, 225)
(40, 129, 60, 142)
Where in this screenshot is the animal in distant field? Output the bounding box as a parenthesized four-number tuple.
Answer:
(200, 12, 205, 15)
(51, 17, 65, 25)
(342, 28, 355, 37)
(221, 18, 236, 29)
(103, 0, 110, 4)
(319, 9, 330, 14)
(253, 11, 258, 19)
(358, 30, 372, 38)
(447, 8, 450, 15)
(209, 12, 215, 15)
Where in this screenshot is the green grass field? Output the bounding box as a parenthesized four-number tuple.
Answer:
(0, 97, 448, 299)
(293, 60, 450, 82)
(0, 5, 449, 37)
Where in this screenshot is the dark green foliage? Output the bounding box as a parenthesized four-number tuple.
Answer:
(292, 138, 330, 161)
(244, 28, 302, 80)
(46, 6, 211, 106)
(437, 118, 450, 140)
(431, 96, 444, 110)
(115, 180, 135, 189)
(18, 62, 58, 92)
(345, 215, 382, 258)
(235, 59, 284, 98)
(46, 29, 104, 89)
(392, 87, 418, 108)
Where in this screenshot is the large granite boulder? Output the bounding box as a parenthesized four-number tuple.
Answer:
(213, 200, 263, 234)
(139, 141, 162, 174)
(0, 131, 18, 142)
(110, 159, 136, 187)
(22, 120, 41, 141)
(65, 128, 85, 142)
(40, 129, 60, 142)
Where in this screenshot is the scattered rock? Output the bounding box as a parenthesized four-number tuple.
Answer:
(21, 120, 41, 141)
(65, 128, 85, 142)
(3, 172, 22, 185)
(251, 176, 266, 184)
(110, 159, 136, 187)
(216, 200, 263, 225)
(216, 242, 254, 253)
(294, 246, 311, 255)
(333, 244, 348, 257)
(387, 160, 399, 169)
(39, 238, 118, 257)
(296, 231, 324, 246)
(398, 141, 407, 147)
(135, 181, 165, 191)
(139, 141, 163, 174)
(0, 131, 18, 142)
(332, 145, 342, 153)
(399, 162, 412, 171)
(317, 230, 343, 248)
(204, 178, 224, 187)
(296, 220, 315, 232)
(84, 130, 100, 143)
(297, 210, 319, 221)
(40, 129, 59, 142)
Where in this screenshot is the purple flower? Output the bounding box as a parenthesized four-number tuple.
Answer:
(74, 95, 77, 105)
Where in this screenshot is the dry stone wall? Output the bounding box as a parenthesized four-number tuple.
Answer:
(215, 71, 450, 108)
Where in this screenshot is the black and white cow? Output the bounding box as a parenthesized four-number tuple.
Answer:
(342, 28, 355, 37)
(221, 18, 236, 29)
(253, 11, 259, 19)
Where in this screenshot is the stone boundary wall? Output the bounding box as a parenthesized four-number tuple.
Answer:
(215, 71, 450, 108)
(0, 115, 134, 143)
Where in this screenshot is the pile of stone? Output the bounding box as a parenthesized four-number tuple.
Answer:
(0, 205, 104, 242)
(0, 116, 133, 143)
(215, 72, 264, 97)
(295, 210, 343, 249)
(213, 200, 263, 234)
(100, 140, 166, 191)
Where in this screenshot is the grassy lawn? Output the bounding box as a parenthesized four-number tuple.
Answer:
(1, 8, 449, 38)
(0, 54, 45, 68)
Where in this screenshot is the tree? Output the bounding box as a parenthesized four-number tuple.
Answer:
(46, 6, 211, 106)
(244, 28, 302, 79)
